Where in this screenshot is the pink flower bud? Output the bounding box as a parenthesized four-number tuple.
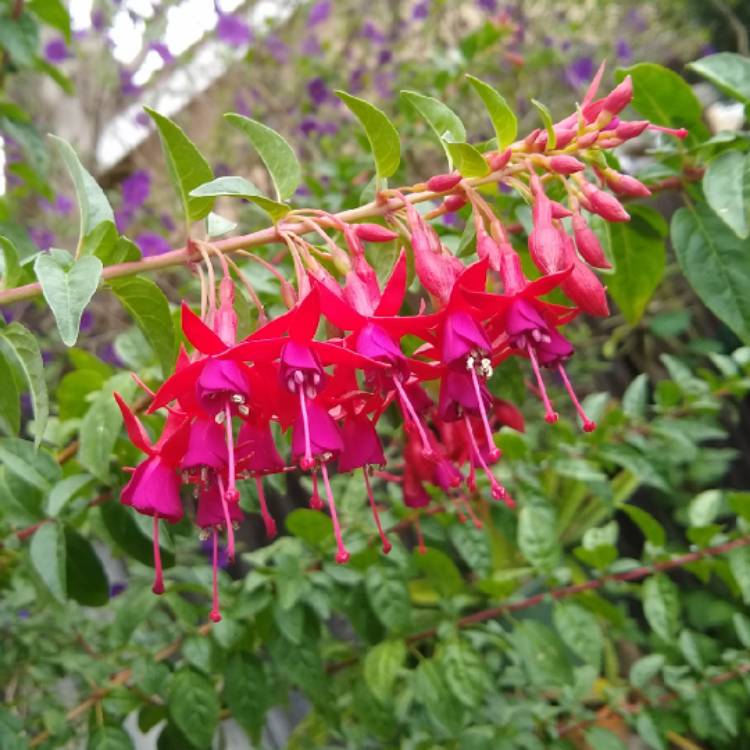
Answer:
(354, 223, 399, 242)
(576, 131, 599, 149)
(550, 201, 573, 219)
(427, 172, 462, 192)
(537, 127, 577, 150)
(549, 155, 585, 175)
(487, 148, 512, 171)
(572, 213, 611, 269)
(529, 225, 566, 274)
(561, 260, 610, 317)
(443, 194, 467, 212)
(476, 226, 501, 272)
(615, 120, 649, 140)
(581, 182, 630, 222)
(524, 128, 541, 148)
(602, 169, 651, 198)
(601, 76, 633, 116)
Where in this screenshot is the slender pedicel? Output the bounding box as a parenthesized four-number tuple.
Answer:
(152, 516, 164, 595)
(320, 462, 350, 564)
(217, 475, 235, 561)
(309, 472, 324, 510)
(527, 346, 559, 423)
(468, 367, 500, 460)
(209, 529, 221, 623)
(392, 376, 433, 455)
(557, 364, 596, 432)
(298, 387, 314, 470)
(464, 414, 507, 502)
(363, 469, 391, 554)
(255, 477, 277, 538)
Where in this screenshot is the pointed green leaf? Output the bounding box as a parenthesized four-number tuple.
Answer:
(28, 0, 71, 43)
(245, 196, 290, 222)
(642, 574, 681, 640)
(518, 504, 559, 571)
(168, 670, 219, 749)
(530, 98, 556, 150)
(190, 175, 262, 199)
(88, 726, 135, 750)
(206, 212, 237, 238)
(513, 620, 573, 687)
(687, 53, 750, 104)
(703, 150, 750, 239)
(30, 522, 66, 601)
(443, 140, 490, 178)
(144, 107, 214, 223)
(0, 322, 48, 446)
(100, 501, 175, 569)
(336, 90, 400, 179)
(400, 90, 466, 165)
(0, 349, 20, 435)
(466, 75, 517, 150)
(224, 114, 301, 200)
(366, 566, 411, 632)
(621, 505, 665, 547)
(728, 544, 750, 604)
(46, 473, 93, 516)
(0, 235, 21, 289)
(223, 655, 269, 741)
(0, 11, 38, 67)
(49, 135, 114, 256)
(671, 203, 750, 344)
(65, 526, 109, 606)
(441, 638, 490, 707)
(109, 276, 176, 377)
(34, 251, 102, 346)
(364, 639, 406, 703)
(0, 437, 59, 490)
(553, 602, 603, 667)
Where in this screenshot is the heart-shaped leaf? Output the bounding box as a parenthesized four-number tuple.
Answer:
(34, 250, 102, 346)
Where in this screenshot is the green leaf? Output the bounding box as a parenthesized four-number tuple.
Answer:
(466, 75, 517, 150)
(615, 64, 707, 140)
(622, 373, 649, 418)
(223, 655, 269, 741)
(413, 659, 464, 735)
(0, 349, 20, 435)
(733, 612, 750, 648)
(703, 150, 750, 239)
(0, 322, 48, 446)
(585, 728, 626, 750)
(604, 205, 666, 324)
(513, 620, 573, 687)
(34, 251, 102, 346)
(364, 639, 406, 703)
(553, 602, 603, 667)
(109, 276, 176, 377)
(206, 212, 237, 238)
(728, 544, 750, 604)
(224, 113, 301, 201)
(518, 503, 559, 571)
(65, 526, 108, 606)
(629, 653, 664, 689)
(28, 0, 71, 42)
(688, 490, 724, 527)
(50, 136, 115, 256)
(530, 98, 556, 150)
(30, 522, 66, 601)
(400, 90, 466, 166)
(100, 501, 175, 569)
(168, 670, 219, 750)
(443, 140, 490, 178)
(642, 575, 681, 640)
(708, 689, 739, 736)
(441, 638, 490, 707)
(189, 175, 262, 200)
(413, 547, 464, 596)
(450, 523, 491, 577)
(620, 505, 665, 548)
(365, 565, 411, 632)
(144, 107, 214, 223)
(0, 12, 38, 66)
(336, 90, 400, 179)
(671, 203, 750, 343)
(285, 508, 333, 547)
(78, 373, 136, 482)
(678, 629, 704, 671)
(87, 726, 135, 750)
(687, 53, 750, 104)
(0, 438, 59, 491)
(0, 235, 22, 289)
(47, 474, 93, 516)
(636, 711, 665, 750)
(243, 195, 291, 222)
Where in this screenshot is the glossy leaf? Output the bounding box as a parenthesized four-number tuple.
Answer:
(530, 98, 555, 150)
(224, 113, 301, 200)
(621, 505, 665, 547)
(366, 565, 411, 632)
(642, 574, 681, 640)
(145, 107, 214, 223)
(0, 438, 59, 490)
(702, 150, 750, 239)
(553, 602, 603, 667)
(167, 670, 219, 750)
(0, 235, 21, 289)
(364, 639, 406, 703)
(466, 74, 517, 149)
(100, 501, 175, 569)
(671, 203, 750, 343)
(336, 90, 401, 179)
(728, 544, 750, 604)
(29, 522, 66, 601)
(513, 620, 573, 687)
(46, 474, 93, 517)
(34, 251, 102, 346)
(0, 323, 49, 447)
(687, 52, 750, 104)
(189, 175, 262, 200)
(443, 140, 490, 177)
(441, 638, 490, 708)
(49, 135, 115, 256)
(109, 276, 177, 376)
(28, 0, 71, 43)
(400, 90, 466, 165)
(223, 655, 269, 741)
(286, 508, 333, 548)
(450, 522, 491, 577)
(87, 726, 135, 750)
(64, 526, 109, 606)
(518, 503, 559, 571)
(0, 349, 20, 435)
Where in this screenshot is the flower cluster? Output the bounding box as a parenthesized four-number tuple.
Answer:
(115, 68, 686, 621)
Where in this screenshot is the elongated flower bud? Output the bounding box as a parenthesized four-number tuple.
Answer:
(529, 184, 566, 273)
(601, 76, 632, 116)
(601, 168, 651, 198)
(443, 194, 467, 212)
(576, 131, 599, 149)
(536, 127, 576, 150)
(549, 155, 585, 175)
(550, 201, 573, 219)
(580, 181, 630, 222)
(615, 120, 649, 140)
(476, 224, 501, 272)
(572, 213, 611, 269)
(487, 148, 511, 171)
(561, 260, 609, 316)
(427, 172, 462, 192)
(354, 223, 399, 242)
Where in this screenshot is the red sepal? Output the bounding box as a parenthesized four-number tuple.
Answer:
(181, 302, 227, 355)
(114, 392, 153, 455)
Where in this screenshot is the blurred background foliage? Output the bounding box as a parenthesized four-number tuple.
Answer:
(2, 1, 750, 749)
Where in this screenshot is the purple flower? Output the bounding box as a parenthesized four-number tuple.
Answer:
(374, 71, 395, 100)
(150, 41, 174, 64)
(307, 77, 329, 107)
(134, 112, 150, 127)
(625, 8, 647, 32)
(565, 56, 595, 89)
(115, 208, 134, 233)
(615, 38, 632, 61)
(196, 359, 250, 415)
(476, 0, 497, 11)
(237, 422, 284, 473)
(265, 34, 288, 64)
(200, 535, 230, 569)
(233, 93, 251, 117)
(216, 13, 252, 46)
(44, 38, 69, 63)
(160, 213, 176, 232)
(348, 68, 365, 93)
(135, 232, 172, 257)
(109, 582, 127, 597)
(18, 609, 30, 619)
(441, 310, 491, 366)
(119, 69, 140, 96)
(99, 343, 123, 367)
(122, 170, 150, 209)
(292, 401, 342, 460)
(91, 10, 106, 31)
(361, 21, 386, 44)
(377, 49, 392, 66)
(338, 415, 385, 471)
(30, 228, 55, 250)
(213, 162, 231, 178)
(80, 310, 94, 333)
(301, 35, 321, 57)
(412, 1, 430, 20)
(122, 457, 183, 522)
(53, 195, 74, 215)
(307, 0, 331, 26)
(182, 418, 228, 471)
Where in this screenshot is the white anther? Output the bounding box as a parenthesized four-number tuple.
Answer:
(312, 372, 321, 385)
(287, 376, 297, 392)
(516, 335, 527, 349)
(540, 333, 551, 344)
(466, 356, 475, 371)
(231, 393, 244, 404)
(293, 370, 305, 384)
(531, 329, 543, 342)
(215, 411, 226, 424)
(199, 530, 210, 541)
(238, 404, 250, 416)
(305, 383, 317, 399)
